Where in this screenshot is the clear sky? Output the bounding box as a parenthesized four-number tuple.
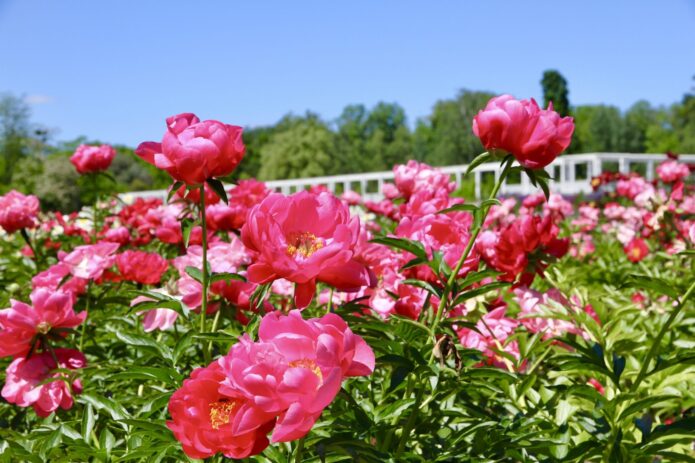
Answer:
(1, 0, 694, 147)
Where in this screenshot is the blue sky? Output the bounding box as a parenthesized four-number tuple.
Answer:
(1, 0, 694, 147)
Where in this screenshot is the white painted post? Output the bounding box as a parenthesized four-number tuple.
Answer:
(474, 170, 482, 201)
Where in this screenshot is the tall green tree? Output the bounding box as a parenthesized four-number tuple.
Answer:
(541, 70, 570, 116)
(257, 114, 334, 180)
(415, 90, 493, 166)
(0, 93, 32, 187)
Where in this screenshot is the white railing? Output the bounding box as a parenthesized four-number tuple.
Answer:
(120, 153, 694, 205)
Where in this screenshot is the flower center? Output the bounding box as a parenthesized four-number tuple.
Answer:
(288, 358, 323, 383)
(631, 248, 642, 259)
(286, 232, 324, 258)
(36, 321, 51, 335)
(209, 400, 237, 430)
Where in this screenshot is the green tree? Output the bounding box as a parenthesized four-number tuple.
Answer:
(541, 70, 570, 116)
(622, 100, 657, 152)
(34, 155, 81, 212)
(257, 115, 334, 180)
(0, 93, 31, 187)
(573, 105, 625, 152)
(416, 90, 493, 165)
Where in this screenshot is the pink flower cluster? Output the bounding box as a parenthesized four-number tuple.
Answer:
(70, 144, 116, 174)
(0, 190, 40, 234)
(167, 310, 374, 459)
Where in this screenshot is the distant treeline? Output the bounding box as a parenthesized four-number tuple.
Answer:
(1, 70, 694, 211)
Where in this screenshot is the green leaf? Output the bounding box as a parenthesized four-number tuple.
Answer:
(206, 178, 228, 204)
(438, 203, 478, 214)
(81, 403, 95, 443)
(180, 217, 195, 248)
(465, 151, 492, 175)
(622, 274, 680, 299)
(402, 278, 442, 297)
(369, 236, 428, 260)
(185, 265, 203, 283)
(618, 395, 680, 422)
(209, 272, 246, 284)
(451, 281, 510, 306)
(167, 181, 184, 203)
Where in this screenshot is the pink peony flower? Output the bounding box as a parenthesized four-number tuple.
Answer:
(116, 250, 169, 285)
(31, 262, 88, 302)
(393, 161, 455, 200)
(456, 306, 520, 369)
(130, 296, 179, 332)
(656, 160, 690, 184)
(0, 289, 86, 358)
(61, 242, 119, 280)
(218, 310, 374, 443)
(241, 191, 374, 308)
(102, 226, 131, 244)
(136, 113, 245, 186)
(0, 190, 40, 234)
(167, 362, 275, 459)
(472, 94, 574, 169)
(2, 348, 86, 417)
(70, 144, 116, 174)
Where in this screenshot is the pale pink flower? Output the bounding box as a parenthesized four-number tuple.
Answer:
(61, 242, 119, 280)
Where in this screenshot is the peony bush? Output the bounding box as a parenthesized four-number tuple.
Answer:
(0, 98, 693, 462)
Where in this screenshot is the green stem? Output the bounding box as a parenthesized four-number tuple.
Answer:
(631, 279, 695, 392)
(92, 174, 99, 243)
(79, 282, 92, 351)
(20, 228, 41, 268)
(429, 156, 514, 340)
(293, 436, 306, 463)
(206, 307, 222, 359)
(395, 155, 514, 455)
(199, 183, 211, 364)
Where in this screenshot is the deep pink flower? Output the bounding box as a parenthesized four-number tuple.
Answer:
(624, 238, 649, 263)
(2, 348, 86, 417)
(514, 287, 588, 340)
(656, 160, 690, 184)
(0, 289, 86, 358)
(241, 191, 374, 308)
(102, 226, 131, 244)
(136, 113, 245, 186)
(473, 94, 574, 169)
(116, 250, 169, 285)
(456, 306, 520, 369)
(32, 262, 88, 302)
(0, 190, 40, 234)
(61, 242, 120, 280)
(218, 310, 374, 443)
(393, 161, 455, 200)
(167, 362, 275, 459)
(70, 144, 116, 174)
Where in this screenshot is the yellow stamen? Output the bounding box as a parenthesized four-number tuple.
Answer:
(288, 358, 323, 383)
(209, 400, 237, 430)
(286, 232, 324, 258)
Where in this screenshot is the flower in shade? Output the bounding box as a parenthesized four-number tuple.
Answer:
(2, 348, 86, 417)
(167, 362, 275, 459)
(0, 289, 86, 358)
(136, 113, 245, 185)
(61, 242, 120, 280)
(70, 144, 116, 174)
(0, 190, 40, 234)
(116, 250, 169, 285)
(624, 238, 649, 263)
(241, 191, 375, 308)
(473, 94, 574, 169)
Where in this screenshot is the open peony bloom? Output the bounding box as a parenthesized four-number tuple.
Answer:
(70, 144, 116, 174)
(135, 113, 245, 186)
(2, 348, 86, 417)
(624, 238, 649, 263)
(167, 361, 276, 459)
(0, 190, 40, 234)
(217, 310, 375, 443)
(473, 94, 574, 169)
(241, 191, 375, 308)
(32, 262, 88, 302)
(116, 250, 169, 285)
(0, 289, 86, 358)
(456, 306, 520, 370)
(61, 242, 120, 280)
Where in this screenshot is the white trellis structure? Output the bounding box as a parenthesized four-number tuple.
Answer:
(121, 153, 695, 204)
